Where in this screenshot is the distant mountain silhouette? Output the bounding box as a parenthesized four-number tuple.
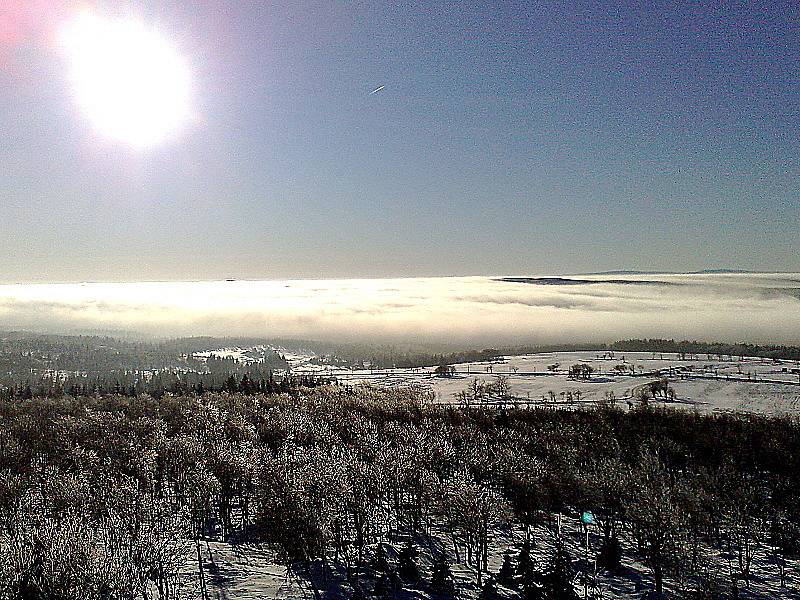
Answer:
(495, 277, 679, 286)
(579, 269, 763, 276)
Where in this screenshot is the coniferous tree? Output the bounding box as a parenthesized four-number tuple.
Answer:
(516, 539, 536, 584)
(370, 544, 392, 575)
(372, 573, 391, 598)
(351, 581, 368, 600)
(682, 571, 723, 600)
(430, 555, 456, 598)
(480, 575, 499, 600)
(388, 570, 402, 593)
(597, 533, 622, 573)
(520, 568, 546, 600)
(398, 542, 419, 584)
(543, 543, 579, 600)
(497, 550, 516, 587)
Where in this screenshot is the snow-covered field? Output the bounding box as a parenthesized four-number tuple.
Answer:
(189, 344, 800, 415)
(291, 351, 800, 416)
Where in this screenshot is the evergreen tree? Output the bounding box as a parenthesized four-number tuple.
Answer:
(516, 539, 536, 584)
(480, 576, 499, 600)
(521, 570, 546, 600)
(389, 570, 402, 592)
(682, 572, 723, 600)
(497, 550, 516, 587)
(240, 373, 252, 394)
(430, 555, 456, 598)
(371, 544, 392, 575)
(224, 374, 238, 393)
(597, 533, 622, 573)
(351, 582, 368, 600)
(543, 543, 579, 600)
(372, 573, 391, 598)
(398, 542, 420, 584)
(371, 545, 399, 598)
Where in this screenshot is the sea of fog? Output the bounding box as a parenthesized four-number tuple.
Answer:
(0, 273, 798, 345)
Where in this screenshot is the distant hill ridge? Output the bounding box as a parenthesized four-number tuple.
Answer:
(578, 269, 771, 276)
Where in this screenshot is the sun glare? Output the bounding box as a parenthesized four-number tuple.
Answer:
(59, 12, 192, 147)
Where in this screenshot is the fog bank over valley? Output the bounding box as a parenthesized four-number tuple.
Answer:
(0, 273, 797, 345)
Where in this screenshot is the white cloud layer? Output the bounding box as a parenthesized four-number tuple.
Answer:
(0, 273, 798, 345)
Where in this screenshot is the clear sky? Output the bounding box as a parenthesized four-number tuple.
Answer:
(1, 1, 798, 283)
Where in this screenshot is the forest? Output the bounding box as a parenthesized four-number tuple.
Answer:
(0, 333, 296, 400)
(1, 383, 798, 599)
(0, 333, 288, 375)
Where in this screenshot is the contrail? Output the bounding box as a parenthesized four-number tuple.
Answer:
(370, 85, 385, 94)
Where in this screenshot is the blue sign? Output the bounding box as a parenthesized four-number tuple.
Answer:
(581, 511, 595, 525)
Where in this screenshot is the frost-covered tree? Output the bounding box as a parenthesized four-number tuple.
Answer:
(628, 452, 687, 595)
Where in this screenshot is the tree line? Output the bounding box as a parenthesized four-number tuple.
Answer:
(307, 339, 800, 370)
(0, 368, 332, 401)
(609, 339, 800, 361)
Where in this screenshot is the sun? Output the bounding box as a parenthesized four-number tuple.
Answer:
(59, 12, 192, 147)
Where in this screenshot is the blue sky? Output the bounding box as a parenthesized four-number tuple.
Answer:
(1, 1, 797, 282)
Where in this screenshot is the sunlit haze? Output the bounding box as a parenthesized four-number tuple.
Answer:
(0, 273, 797, 345)
(58, 11, 192, 147)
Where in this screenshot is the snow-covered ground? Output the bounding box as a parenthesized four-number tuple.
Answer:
(183, 512, 799, 599)
(192, 346, 275, 365)
(195, 542, 303, 600)
(292, 351, 800, 416)
(186, 346, 800, 415)
(191, 345, 326, 370)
